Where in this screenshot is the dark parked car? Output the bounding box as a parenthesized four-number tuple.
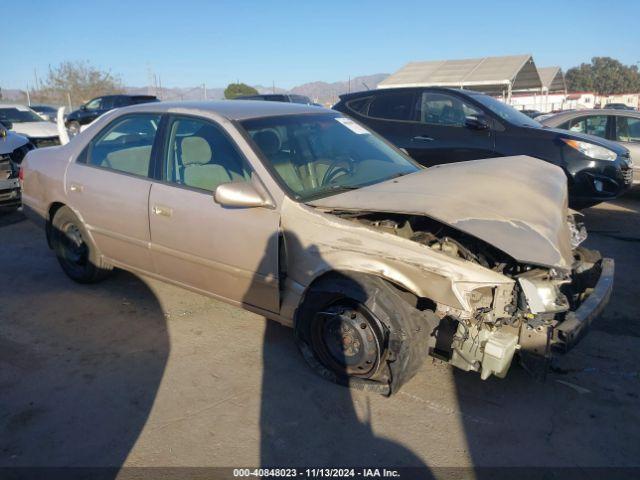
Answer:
(539, 109, 640, 186)
(235, 93, 314, 105)
(520, 109, 542, 118)
(30, 105, 59, 122)
(602, 103, 635, 111)
(65, 95, 159, 134)
(334, 87, 633, 208)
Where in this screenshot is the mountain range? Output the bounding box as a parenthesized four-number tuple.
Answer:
(1, 73, 389, 107)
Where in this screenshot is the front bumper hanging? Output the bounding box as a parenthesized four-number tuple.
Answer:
(518, 258, 614, 377)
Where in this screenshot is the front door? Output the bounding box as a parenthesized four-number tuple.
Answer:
(408, 91, 494, 166)
(149, 115, 280, 312)
(65, 113, 162, 273)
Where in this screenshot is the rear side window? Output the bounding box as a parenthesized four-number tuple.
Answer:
(615, 116, 640, 143)
(83, 114, 161, 177)
(164, 116, 251, 192)
(100, 97, 115, 110)
(367, 92, 415, 121)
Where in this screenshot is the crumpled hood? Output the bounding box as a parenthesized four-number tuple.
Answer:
(9, 121, 59, 139)
(308, 155, 574, 270)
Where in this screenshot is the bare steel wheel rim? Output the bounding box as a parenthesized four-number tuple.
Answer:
(311, 301, 384, 378)
(60, 222, 89, 269)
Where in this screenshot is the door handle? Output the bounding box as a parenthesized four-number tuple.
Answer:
(152, 205, 173, 217)
(411, 135, 435, 142)
(69, 183, 84, 193)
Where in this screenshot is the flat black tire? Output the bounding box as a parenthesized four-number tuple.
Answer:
(295, 272, 438, 395)
(51, 206, 112, 283)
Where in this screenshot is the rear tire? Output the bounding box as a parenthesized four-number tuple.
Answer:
(51, 206, 112, 283)
(295, 272, 438, 395)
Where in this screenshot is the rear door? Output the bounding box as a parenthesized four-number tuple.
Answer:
(408, 91, 494, 166)
(65, 113, 162, 273)
(148, 115, 280, 312)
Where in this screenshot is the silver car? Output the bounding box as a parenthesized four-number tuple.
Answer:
(21, 101, 614, 394)
(540, 109, 640, 185)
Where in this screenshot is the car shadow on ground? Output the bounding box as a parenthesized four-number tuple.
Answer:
(0, 237, 169, 479)
(251, 232, 433, 475)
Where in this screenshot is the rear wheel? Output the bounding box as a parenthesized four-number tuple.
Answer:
(295, 272, 438, 395)
(51, 206, 112, 283)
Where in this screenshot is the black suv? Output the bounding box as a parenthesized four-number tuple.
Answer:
(334, 87, 633, 208)
(65, 95, 159, 134)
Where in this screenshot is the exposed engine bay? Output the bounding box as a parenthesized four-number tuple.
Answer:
(333, 210, 604, 380)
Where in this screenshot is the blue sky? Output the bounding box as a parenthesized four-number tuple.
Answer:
(4, 0, 640, 90)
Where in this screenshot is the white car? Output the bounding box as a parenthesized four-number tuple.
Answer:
(0, 104, 62, 148)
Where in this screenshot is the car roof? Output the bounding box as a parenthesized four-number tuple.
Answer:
(339, 86, 482, 101)
(541, 109, 640, 123)
(116, 100, 326, 121)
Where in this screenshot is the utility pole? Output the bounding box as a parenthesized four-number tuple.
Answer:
(348, 76, 351, 93)
(272, 80, 275, 94)
(203, 83, 207, 100)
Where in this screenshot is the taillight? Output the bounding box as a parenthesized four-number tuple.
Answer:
(19, 167, 24, 181)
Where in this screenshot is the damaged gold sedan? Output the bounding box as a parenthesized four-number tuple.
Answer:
(21, 101, 614, 394)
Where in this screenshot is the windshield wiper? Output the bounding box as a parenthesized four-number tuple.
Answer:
(303, 184, 361, 201)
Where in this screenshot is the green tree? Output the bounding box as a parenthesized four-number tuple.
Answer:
(35, 60, 123, 107)
(224, 82, 258, 99)
(566, 57, 640, 95)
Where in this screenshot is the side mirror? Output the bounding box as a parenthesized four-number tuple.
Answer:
(80, 104, 87, 111)
(214, 181, 271, 208)
(0, 120, 13, 130)
(465, 115, 489, 130)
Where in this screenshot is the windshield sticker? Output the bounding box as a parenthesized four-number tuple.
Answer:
(335, 117, 370, 134)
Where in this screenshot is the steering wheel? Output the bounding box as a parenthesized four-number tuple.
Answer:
(321, 155, 356, 186)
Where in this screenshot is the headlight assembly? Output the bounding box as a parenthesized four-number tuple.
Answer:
(561, 138, 616, 161)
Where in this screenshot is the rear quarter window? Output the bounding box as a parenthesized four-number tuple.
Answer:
(346, 97, 372, 115)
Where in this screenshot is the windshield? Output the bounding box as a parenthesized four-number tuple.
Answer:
(241, 113, 420, 201)
(0, 107, 44, 123)
(472, 95, 542, 128)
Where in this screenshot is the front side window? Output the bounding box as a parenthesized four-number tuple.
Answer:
(241, 113, 420, 201)
(84, 114, 161, 177)
(367, 92, 415, 121)
(615, 116, 640, 143)
(566, 115, 609, 139)
(416, 92, 482, 126)
(164, 117, 251, 192)
(85, 98, 102, 110)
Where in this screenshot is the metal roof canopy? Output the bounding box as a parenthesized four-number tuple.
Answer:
(537, 66, 567, 93)
(378, 54, 542, 96)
